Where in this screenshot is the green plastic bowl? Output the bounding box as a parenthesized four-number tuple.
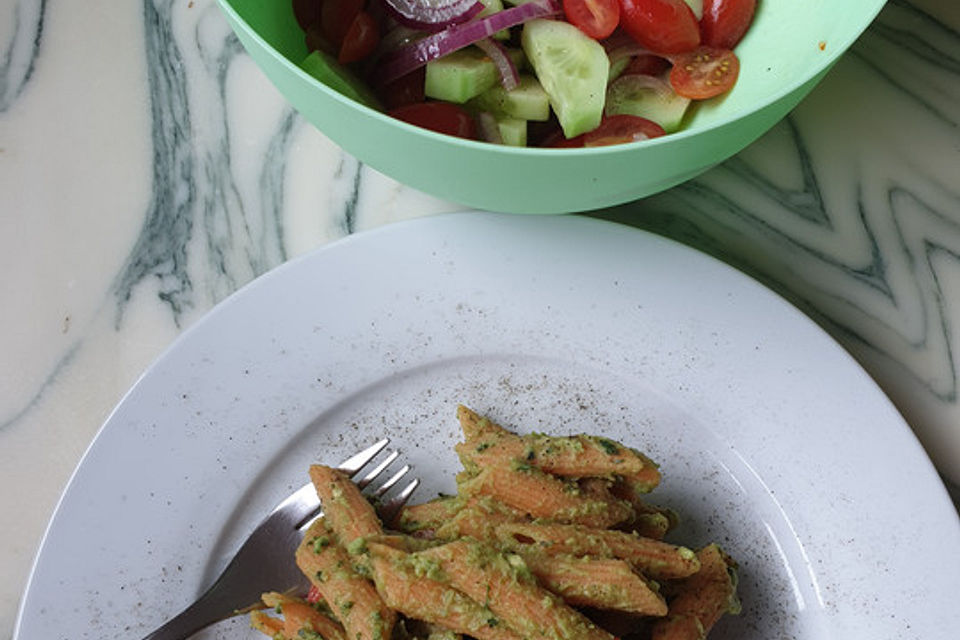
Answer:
(217, 0, 886, 214)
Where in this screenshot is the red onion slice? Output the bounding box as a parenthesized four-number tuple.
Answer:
(476, 111, 504, 144)
(602, 32, 652, 63)
(375, 0, 562, 85)
(380, 0, 485, 31)
(474, 37, 519, 91)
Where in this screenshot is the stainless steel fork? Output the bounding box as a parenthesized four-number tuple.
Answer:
(141, 439, 419, 640)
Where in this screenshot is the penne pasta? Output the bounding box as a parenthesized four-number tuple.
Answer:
(362, 532, 442, 553)
(252, 404, 739, 640)
(518, 552, 668, 616)
(458, 460, 635, 528)
(579, 477, 670, 538)
(255, 591, 347, 640)
(396, 494, 463, 535)
(496, 521, 701, 580)
(455, 405, 661, 488)
(433, 495, 528, 541)
(609, 477, 680, 527)
(365, 542, 525, 640)
(650, 544, 741, 640)
(625, 512, 674, 541)
(295, 518, 396, 640)
(250, 610, 284, 637)
(416, 539, 616, 640)
(309, 464, 384, 543)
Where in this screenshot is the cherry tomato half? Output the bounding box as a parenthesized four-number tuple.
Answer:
(306, 585, 324, 604)
(322, 0, 364, 47)
(564, 0, 620, 40)
(338, 10, 379, 64)
(388, 102, 477, 140)
(700, 0, 756, 49)
(550, 114, 666, 147)
(618, 0, 700, 54)
(669, 46, 740, 99)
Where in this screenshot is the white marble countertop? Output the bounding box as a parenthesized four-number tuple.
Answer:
(2, 0, 958, 637)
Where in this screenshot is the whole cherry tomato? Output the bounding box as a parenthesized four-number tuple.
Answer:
(700, 0, 756, 49)
(618, 0, 700, 54)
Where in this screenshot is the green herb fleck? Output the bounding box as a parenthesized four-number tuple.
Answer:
(597, 438, 620, 455)
(312, 536, 331, 553)
(347, 537, 368, 556)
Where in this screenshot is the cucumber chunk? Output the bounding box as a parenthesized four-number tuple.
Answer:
(468, 75, 551, 121)
(608, 55, 631, 83)
(521, 19, 609, 139)
(300, 50, 383, 111)
(605, 74, 691, 133)
(425, 46, 524, 104)
(495, 116, 527, 146)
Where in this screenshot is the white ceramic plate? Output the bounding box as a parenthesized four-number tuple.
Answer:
(15, 213, 960, 640)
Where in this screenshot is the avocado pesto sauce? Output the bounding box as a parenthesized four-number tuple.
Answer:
(248, 404, 740, 640)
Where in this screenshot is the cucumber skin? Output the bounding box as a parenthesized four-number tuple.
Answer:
(425, 48, 501, 104)
(496, 116, 527, 146)
(521, 19, 609, 139)
(605, 75, 691, 133)
(300, 51, 383, 111)
(425, 47, 526, 104)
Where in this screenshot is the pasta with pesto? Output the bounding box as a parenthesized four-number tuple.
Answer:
(250, 404, 740, 640)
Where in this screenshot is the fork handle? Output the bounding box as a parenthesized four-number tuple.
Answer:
(139, 515, 306, 640)
(139, 583, 245, 640)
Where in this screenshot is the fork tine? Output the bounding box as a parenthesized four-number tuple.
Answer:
(279, 439, 418, 533)
(356, 450, 400, 489)
(272, 481, 319, 525)
(278, 440, 391, 529)
(140, 438, 418, 640)
(378, 477, 421, 527)
(337, 438, 390, 476)
(371, 464, 411, 498)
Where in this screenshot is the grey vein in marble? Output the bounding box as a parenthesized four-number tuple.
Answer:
(259, 108, 299, 259)
(114, 0, 293, 327)
(598, 0, 960, 488)
(113, 0, 197, 325)
(0, 0, 45, 112)
(854, 0, 959, 128)
(333, 154, 363, 235)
